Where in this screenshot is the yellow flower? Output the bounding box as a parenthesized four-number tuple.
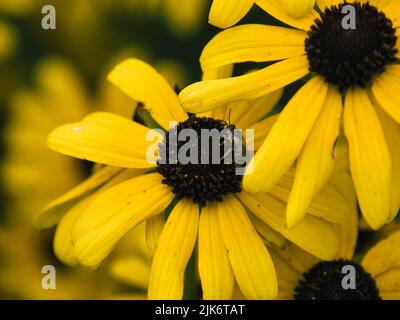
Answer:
(38, 58, 356, 300)
(271, 230, 400, 300)
(0, 58, 116, 299)
(179, 0, 400, 230)
(209, 0, 316, 28)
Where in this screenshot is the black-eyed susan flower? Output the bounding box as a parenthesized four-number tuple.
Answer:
(208, 0, 315, 28)
(179, 0, 400, 230)
(271, 230, 400, 300)
(39, 58, 356, 300)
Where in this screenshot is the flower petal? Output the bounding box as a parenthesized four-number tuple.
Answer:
(344, 88, 392, 230)
(108, 58, 187, 129)
(53, 197, 93, 267)
(198, 202, 234, 300)
(34, 166, 122, 229)
(256, 0, 319, 31)
(48, 112, 159, 169)
(148, 199, 199, 300)
(208, 0, 255, 28)
(251, 115, 278, 150)
(179, 55, 309, 114)
(374, 104, 400, 222)
(270, 169, 352, 225)
(287, 86, 341, 228)
(201, 24, 306, 71)
(371, 64, 400, 124)
(243, 76, 328, 193)
(362, 231, 400, 277)
(73, 173, 173, 268)
(218, 195, 278, 300)
(282, 0, 316, 18)
(229, 89, 283, 129)
(146, 213, 165, 258)
(238, 191, 340, 260)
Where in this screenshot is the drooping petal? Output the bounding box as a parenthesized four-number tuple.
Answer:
(34, 166, 122, 229)
(243, 76, 328, 194)
(371, 64, 400, 124)
(108, 58, 187, 129)
(344, 88, 392, 230)
(53, 197, 93, 267)
(47, 112, 160, 168)
(218, 195, 278, 300)
(256, 0, 319, 31)
(374, 103, 400, 222)
(179, 55, 309, 113)
(201, 24, 306, 71)
(148, 199, 199, 300)
(286, 86, 341, 228)
(208, 0, 255, 28)
(72, 173, 173, 268)
(198, 203, 235, 300)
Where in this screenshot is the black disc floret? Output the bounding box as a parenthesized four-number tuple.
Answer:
(305, 2, 398, 93)
(294, 259, 381, 300)
(157, 116, 244, 208)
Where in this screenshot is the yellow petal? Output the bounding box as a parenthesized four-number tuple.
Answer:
(73, 173, 173, 268)
(287, 86, 341, 228)
(243, 76, 328, 193)
(229, 89, 283, 129)
(378, 0, 400, 26)
(316, 0, 369, 11)
(371, 64, 400, 124)
(283, 0, 316, 18)
(179, 55, 309, 113)
(48, 112, 158, 169)
(202, 64, 233, 81)
(201, 24, 306, 71)
(218, 196, 278, 300)
(208, 0, 255, 28)
(107, 58, 187, 129)
(330, 137, 359, 259)
(362, 231, 400, 277)
(34, 166, 122, 229)
(251, 114, 278, 150)
(238, 191, 340, 260)
(374, 103, 400, 222)
(249, 213, 289, 249)
(109, 255, 150, 290)
(54, 197, 93, 267)
(198, 203, 235, 300)
(344, 88, 392, 230)
(375, 267, 400, 295)
(146, 213, 165, 258)
(270, 169, 352, 225)
(148, 199, 199, 300)
(256, 0, 319, 30)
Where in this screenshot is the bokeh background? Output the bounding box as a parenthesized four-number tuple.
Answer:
(0, 0, 398, 299)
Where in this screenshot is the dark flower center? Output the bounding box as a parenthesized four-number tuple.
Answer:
(294, 259, 381, 300)
(157, 116, 244, 208)
(305, 2, 397, 93)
